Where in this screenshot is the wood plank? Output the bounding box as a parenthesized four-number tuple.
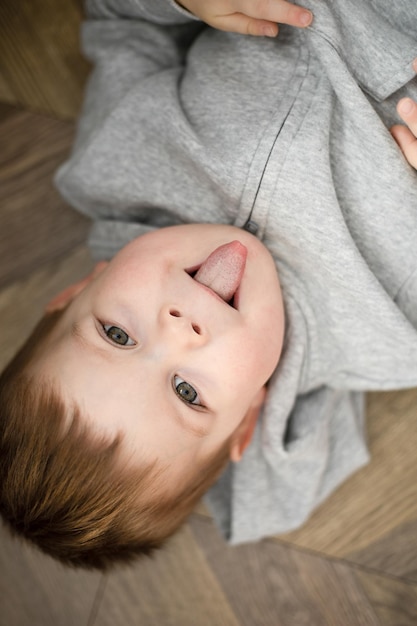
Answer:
(346, 520, 417, 583)
(355, 569, 417, 626)
(0, 69, 16, 105)
(274, 389, 417, 570)
(0, 245, 94, 369)
(0, 104, 90, 290)
(189, 515, 383, 626)
(0, 523, 102, 626)
(0, 0, 90, 119)
(94, 524, 240, 626)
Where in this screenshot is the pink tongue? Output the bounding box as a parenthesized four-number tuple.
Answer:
(194, 241, 247, 302)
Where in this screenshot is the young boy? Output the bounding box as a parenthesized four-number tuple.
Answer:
(1, 0, 417, 570)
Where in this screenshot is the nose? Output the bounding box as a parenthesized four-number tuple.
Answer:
(158, 305, 207, 345)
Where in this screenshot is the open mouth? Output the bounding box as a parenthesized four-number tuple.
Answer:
(185, 241, 247, 309)
(187, 268, 239, 308)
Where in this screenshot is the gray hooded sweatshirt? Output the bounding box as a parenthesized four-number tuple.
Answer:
(56, 0, 417, 544)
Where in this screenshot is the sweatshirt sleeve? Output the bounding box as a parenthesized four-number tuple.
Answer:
(85, 0, 199, 24)
(63, 1, 203, 155)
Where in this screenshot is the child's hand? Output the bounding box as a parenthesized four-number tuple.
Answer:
(176, 0, 313, 37)
(391, 98, 417, 170)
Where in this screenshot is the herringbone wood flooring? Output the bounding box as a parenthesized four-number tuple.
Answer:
(1, 2, 416, 624)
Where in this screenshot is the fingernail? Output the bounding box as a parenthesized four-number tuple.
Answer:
(398, 98, 414, 115)
(299, 10, 313, 26)
(263, 24, 278, 37)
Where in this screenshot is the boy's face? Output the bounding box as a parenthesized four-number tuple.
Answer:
(37, 224, 284, 484)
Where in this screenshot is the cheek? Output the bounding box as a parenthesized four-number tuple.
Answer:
(239, 330, 279, 378)
(219, 335, 272, 392)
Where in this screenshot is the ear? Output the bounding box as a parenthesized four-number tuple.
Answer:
(45, 261, 108, 312)
(229, 386, 266, 463)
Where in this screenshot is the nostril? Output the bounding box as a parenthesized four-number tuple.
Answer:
(169, 309, 201, 334)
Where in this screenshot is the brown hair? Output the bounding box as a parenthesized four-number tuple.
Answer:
(0, 310, 230, 570)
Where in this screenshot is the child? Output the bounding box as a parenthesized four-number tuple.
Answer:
(1, 0, 417, 570)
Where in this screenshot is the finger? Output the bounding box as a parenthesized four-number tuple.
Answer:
(391, 124, 417, 170)
(397, 97, 417, 136)
(239, 0, 313, 28)
(216, 13, 279, 36)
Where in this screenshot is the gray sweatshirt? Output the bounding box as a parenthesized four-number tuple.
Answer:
(56, 0, 417, 544)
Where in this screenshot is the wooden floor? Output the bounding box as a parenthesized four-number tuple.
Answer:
(1, 1, 417, 624)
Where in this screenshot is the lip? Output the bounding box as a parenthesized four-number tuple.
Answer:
(233, 285, 241, 309)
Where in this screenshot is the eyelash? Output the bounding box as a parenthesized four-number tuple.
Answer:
(173, 375, 204, 408)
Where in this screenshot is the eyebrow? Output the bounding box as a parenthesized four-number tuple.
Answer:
(70, 322, 210, 439)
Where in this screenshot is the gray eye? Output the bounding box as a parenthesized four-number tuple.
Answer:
(174, 376, 200, 405)
(103, 325, 135, 346)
